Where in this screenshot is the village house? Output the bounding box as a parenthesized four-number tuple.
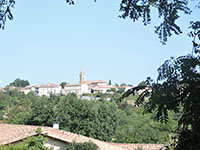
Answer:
(62, 83, 89, 95)
(0, 124, 165, 150)
(19, 85, 33, 94)
(33, 84, 61, 97)
(20, 84, 61, 97)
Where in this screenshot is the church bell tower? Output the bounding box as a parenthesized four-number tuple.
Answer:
(80, 67, 86, 83)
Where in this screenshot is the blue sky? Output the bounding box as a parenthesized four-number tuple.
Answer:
(0, 0, 199, 87)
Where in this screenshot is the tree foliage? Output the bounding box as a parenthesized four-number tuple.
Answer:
(67, 0, 197, 44)
(122, 23, 200, 149)
(138, 81, 147, 87)
(114, 105, 178, 144)
(1, 89, 179, 144)
(119, 0, 193, 44)
(60, 82, 67, 89)
(56, 94, 120, 141)
(24, 96, 56, 126)
(0, 0, 15, 29)
(9, 78, 30, 88)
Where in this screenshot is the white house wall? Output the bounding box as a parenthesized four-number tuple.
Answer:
(38, 86, 61, 97)
(63, 85, 82, 95)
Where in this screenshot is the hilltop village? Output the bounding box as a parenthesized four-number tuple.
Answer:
(12, 68, 134, 97)
(0, 69, 173, 150)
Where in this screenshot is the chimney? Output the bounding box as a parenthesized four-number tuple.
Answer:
(53, 123, 59, 129)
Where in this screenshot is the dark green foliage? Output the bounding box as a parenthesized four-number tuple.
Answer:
(117, 88, 125, 94)
(6, 98, 31, 124)
(60, 82, 67, 89)
(188, 21, 200, 55)
(120, 83, 127, 86)
(65, 141, 99, 150)
(114, 107, 160, 143)
(119, 0, 191, 44)
(2, 92, 120, 142)
(82, 93, 91, 96)
(0, 90, 30, 122)
(121, 25, 200, 149)
(107, 88, 116, 93)
(0, 91, 8, 119)
(57, 94, 120, 141)
(24, 96, 56, 126)
(1, 89, 179, 144)
(9, 78, 30, 87)
(150, 55, 200, 150)
(114, 106, 178, 143)
(136, 148, 143, 150)
(0, 0, 15, 29)
(138, 81, 146, 87)
(24, 128, 48, 150)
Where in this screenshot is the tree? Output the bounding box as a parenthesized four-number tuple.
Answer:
(0, 0, 15, 29)
(119, 0, 195, 44)
(56, 94, 120, 141)
(114, 106, 161, 143)
(9, 78, 30, 87)
(138, 81, 147, 87)
(120, 83, 127, 87)
(60, 82, 67, 89)
(122, 22, 200, 149)
(24, 96, 56, 126)
(117, 88, 125, 94)
(64, 0, 199, 45)
(108, 80, 112, 85)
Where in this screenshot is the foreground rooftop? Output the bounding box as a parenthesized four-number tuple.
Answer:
(0, 124, 164, 150)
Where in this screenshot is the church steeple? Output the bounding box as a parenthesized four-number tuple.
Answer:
(80, 67, 86, 83)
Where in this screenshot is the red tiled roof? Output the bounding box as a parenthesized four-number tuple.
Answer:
(0, 124, 126, 150)
(19, 86, 32, 90)
(0, 124, 164, 150)
(110, 143, 165, 150)
(33, 84, 60, 88)
(81, 80, 107, 84)
(120, 86, 134, 88)
(0, 124, 38, 145)
(98, 85, 117, 88)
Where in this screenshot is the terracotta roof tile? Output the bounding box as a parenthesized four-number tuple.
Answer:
(33, 84, 60, 88)
(0, 124, 126, 150)
(110, 143, 164, 150)
(81, 80, 107, 84)
(0, 124, 164, 150)
(98, 85, 117, 88)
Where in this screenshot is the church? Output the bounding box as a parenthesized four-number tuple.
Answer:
(62, 68, 117, 95)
